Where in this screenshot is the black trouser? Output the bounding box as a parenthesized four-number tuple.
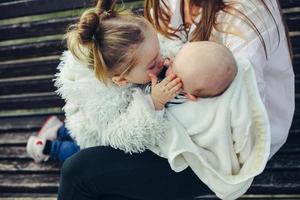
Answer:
(57, 146, 214, 200)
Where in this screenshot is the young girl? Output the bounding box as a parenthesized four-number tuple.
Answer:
(26, 0, 183, 162)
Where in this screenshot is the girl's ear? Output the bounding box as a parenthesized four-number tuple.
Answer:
(111, 76, 128, 86)
(185, 92, 197, 101)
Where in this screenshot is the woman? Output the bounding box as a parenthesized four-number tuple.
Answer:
(58, 0, 294, 199)
(144, 0, 294, 159)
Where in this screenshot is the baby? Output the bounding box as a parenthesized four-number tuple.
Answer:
(165, 41, 237, 102)
(152, 41, 270, 200)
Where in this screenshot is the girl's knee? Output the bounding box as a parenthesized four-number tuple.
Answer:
(60, 147, 105, 180)
(61, 146, 126, 182)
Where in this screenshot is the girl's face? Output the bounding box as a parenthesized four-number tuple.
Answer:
(122, 26, 164, 84)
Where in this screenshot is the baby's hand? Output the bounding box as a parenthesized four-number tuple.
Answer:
(149, 73, 182, 110)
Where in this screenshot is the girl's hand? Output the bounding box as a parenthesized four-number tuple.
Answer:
(149, 73, 183, 110)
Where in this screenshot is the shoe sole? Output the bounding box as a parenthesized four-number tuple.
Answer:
(26, 136, 36, 160)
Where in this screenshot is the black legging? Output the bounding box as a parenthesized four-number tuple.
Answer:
(58, 146, 214, 200)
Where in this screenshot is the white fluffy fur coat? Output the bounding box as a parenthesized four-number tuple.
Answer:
(54, 50, 168, 154)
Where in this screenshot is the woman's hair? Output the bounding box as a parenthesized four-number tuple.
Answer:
(65, 0, 149, 84)
(144, 0, 291, 59)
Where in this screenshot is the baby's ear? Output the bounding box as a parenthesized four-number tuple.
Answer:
(185, 93, 197, 101)
(111, 76, 128, 86)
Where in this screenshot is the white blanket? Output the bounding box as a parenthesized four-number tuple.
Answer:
(150, 58, 271, 199)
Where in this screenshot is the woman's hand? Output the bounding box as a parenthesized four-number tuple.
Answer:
(149, 73, 183, 110)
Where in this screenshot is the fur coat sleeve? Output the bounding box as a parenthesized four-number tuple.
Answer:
(54, 51, 168, 154)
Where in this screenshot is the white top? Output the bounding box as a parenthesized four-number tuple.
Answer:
(163, 0, 294, 159)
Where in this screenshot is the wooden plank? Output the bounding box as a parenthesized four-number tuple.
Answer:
(279, 143, 300, 153)
(0, 17, 78, 42)
(279, 0, 300, 9)
(0, 198, 56, 200)
(266, 149, 300, 169)
(294, 56, 300, 75)
(285, 130, 300, 147)
(0, 115, 64, 133)
(0, 0, 93, 20)
(296, 79, 300, 93)
(0, 76, 55, 96)
(0, 93, 64, 111)
(284, 12, 300, 32)
(0, 41, 65, 62)
(292, 35, 300, 55)
(0, 160, 60, 172)
(0, 131, 34, 145)
(0, 58, 59, 79)
(294, 108, 300, 120)
(0, 0, 140, 20)
(0, 108, 63, 118)
(0, 146, 30, 159)
(0, 174, 59, 193)
(249, 169, 300, 194)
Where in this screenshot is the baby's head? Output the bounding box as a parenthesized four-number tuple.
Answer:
(66, 0, 164, 86)
(168, 41, 237, 100)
